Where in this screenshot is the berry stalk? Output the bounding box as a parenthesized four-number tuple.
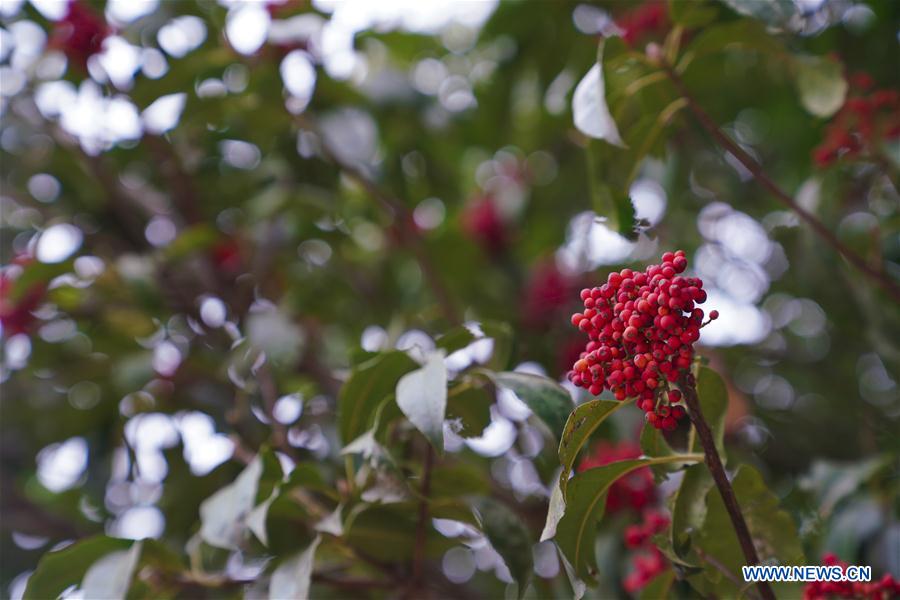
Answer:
(679, 375, 776, 600)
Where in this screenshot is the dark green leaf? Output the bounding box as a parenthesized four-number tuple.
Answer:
(344, 503, 456, 561)
(338, 351, 418, 445)
(481, 320, 514, 371)
(485, 371, 573, 441)
(556, 455, 703, 581)
(640, 422, 682, 482)
(668, 0, 718, 27)
(558, 400, 627, 495)
(24, 536, 132, 600)
(435, 326, 477, 354)
(669, 463, 713, 559)
(718, 0, 799, 28)
(430, 462, 490, 499)
(446, 382, 493, 438)
(691, 466, 805, 597)
(691, 366, 728, 458)
(476, 498, 533, 598)
(638, 569, 675, 600)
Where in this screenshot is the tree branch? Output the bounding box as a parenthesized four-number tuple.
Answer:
(412, 444, 435, 587)
(661, 62, 900, 304)
(680, 375, 775, 600)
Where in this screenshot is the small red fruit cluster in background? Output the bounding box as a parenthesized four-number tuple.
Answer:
(211, 238, 243, 275)
(523, 260, 575, 329)
(813, 72, 900, 168)
(578, 442, 673, 594)
(577, 441, 656, 514)
(50, 0, 109, 71)
(0, 273, 46, 336)
(567, 251, 716, 429)
(618, 1, 669, 47)
(803, 554, 900, 600)
(623, 510, 670, 593)
(461, 194, 508, 256)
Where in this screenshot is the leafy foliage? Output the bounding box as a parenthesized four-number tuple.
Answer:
(1, 0, 899, 598)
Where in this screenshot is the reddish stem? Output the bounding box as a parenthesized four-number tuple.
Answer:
(680, 376, 775, 600)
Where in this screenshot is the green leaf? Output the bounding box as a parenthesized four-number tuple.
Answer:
(344, 503, 455, 561)
(199, 452, 282, 550)
(435, 326, 477, 354)
(555, 455, 703, 582)
(24, 536, 132, 600)
(638, 569, 675, 600)
(540, 476, 566, 542)
(481, 320, 513, 371)
(81, 540, 143, 600)
(430, 462, 490, 499)
(640, 422, 681, 482)
(798, 457, 889, 517)
(691, 366, 728, 458)
(682, 19, 786, 66)
(269, 535, 321, 600)
(794, 55, 847, 118)
(572, 42, 625, 146)
(396, 351, 447, 452)
(584, 37, 683, 237)
(247, 488, 279, 547)
(338, 351, 418, 445)
(692, 466, 805, 597)
(476, 498, 533, 598)
(557, 399, 628, 495)
(718, 0, 799, 28)
(446, 382, 493, 438)
(668, 0, 718, 27)
(485, 371, 573, 441)
(669, 463, 714, 558)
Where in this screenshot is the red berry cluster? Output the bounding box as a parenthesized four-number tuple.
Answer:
(51, 1, 109, 71)
(618, 1, 669, 47)
(461, 195, 508, 256)
(577, 441, 656, 514)
(804, 554, 900, 600)
(813, 72, 900, 168)
(567, 251, 716, 429)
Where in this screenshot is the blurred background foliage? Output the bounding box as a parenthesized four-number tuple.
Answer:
(0, 0, 898, 598)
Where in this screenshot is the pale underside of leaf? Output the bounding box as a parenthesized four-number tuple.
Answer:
(396, 350, 447, 451)
(199, 455, 263, 550)
(80, 540, 143, 600)
(573, 61, 626, 147)
(269, 535, 321, 600)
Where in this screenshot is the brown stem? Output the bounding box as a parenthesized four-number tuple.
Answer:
(412, 444, 436, 587)
(296, 116, 461, 324)
(661, 63, 900, 304)
(680, 376, 775, 600)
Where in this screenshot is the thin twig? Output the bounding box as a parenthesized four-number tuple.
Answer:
(680, 375, 776, 600)
(661, 62, 900, 304)
(695, 547, 751, 594)
(412, 444, 436, 587)
(256, 362, 294, 458)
